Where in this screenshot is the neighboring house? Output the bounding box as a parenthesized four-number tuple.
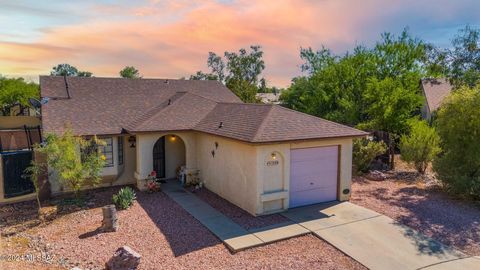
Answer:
(421, 78, 453, 121)
(256, 92, 281, 104)
(40, 76, 366, 215)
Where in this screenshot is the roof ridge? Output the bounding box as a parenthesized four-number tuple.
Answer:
(125, 92, 187, 131)
(251, 105, 276, 141)
(39, 75, 226, 83)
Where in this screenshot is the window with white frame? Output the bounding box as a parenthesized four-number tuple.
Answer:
(100, 137, 114, 167)
(118, 137, 124, 165)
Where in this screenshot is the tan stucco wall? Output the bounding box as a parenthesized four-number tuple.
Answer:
(0, 116, 41, 129)
(134, 132, 193, 182)
(254, 137, 353, 215)
(116, 136, 137, 185)
(195, 132, 259, 215)
(165, 135, 186, 178)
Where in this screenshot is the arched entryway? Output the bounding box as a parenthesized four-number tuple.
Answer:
(152, 134, 186, 179)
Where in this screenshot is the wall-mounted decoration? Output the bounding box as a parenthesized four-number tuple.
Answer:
(342, 188, 350, 195)
(215, 141, 219, 149)
(211, 150, 215, 158)
(128, 136, 136, 148)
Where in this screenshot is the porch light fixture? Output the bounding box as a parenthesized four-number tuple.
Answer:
(128, 136, 136, 148)
(271, 152, 277, 160)
(170, 135, 176, 141)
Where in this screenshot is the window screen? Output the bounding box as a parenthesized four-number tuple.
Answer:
(100, 137, 114, 167)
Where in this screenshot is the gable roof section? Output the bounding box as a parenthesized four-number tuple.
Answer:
(126, 92, 218, 132)
(195, 103, 367, 143)
(40, 76, 241, 136)
(421, 78, 452, 112)
(40, 76, 367, 142)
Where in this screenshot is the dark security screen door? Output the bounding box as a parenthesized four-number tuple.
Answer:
(153, 137, 165, 178)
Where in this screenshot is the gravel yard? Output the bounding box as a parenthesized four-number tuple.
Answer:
(1, 187, 365, 270)
(351, 164, 480, 256)
(193, 188, 290, 230)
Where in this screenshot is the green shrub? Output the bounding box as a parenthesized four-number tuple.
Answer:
(112, 187, 136, 210)
(433, 87, 480, 199)
(400, 119, 441, 174)
(353, 138, 387, 174)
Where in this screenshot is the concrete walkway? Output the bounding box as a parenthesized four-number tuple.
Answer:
(282, 202, 480, 270)
(162, 181, 308, 252)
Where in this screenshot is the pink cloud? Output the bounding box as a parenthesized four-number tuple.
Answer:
(0, 0, 478, 86)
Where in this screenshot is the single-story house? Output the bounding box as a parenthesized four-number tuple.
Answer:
(421, 78, 452, 121)
(40, 76, 366, 215)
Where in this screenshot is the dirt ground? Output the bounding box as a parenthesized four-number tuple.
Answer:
(0, 187, 364, 270)
(351, 158, 480, 256)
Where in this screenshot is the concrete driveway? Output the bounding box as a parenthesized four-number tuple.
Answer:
(282, 202, 480, 270)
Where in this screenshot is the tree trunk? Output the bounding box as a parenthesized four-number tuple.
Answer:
(389, 133, 395, 170)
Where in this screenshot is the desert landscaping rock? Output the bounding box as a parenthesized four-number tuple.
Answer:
(106, 246, 141, 270)
(101, 205, 118, 232)
(365, 170, 387, 181)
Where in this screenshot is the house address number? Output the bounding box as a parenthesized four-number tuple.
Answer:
(266, 160, 279, 166)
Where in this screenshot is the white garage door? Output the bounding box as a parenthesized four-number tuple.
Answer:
(289, 146, 338, 208)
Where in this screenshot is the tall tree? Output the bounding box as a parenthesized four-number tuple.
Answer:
(191, 46, 265, 103)
(50, 63, 92, 77)
(119, 66, 141, 79)
(282, 29, 427, 169)
(449, 25, 480, 88)
(0, 76, 39, 115)
(189, 71, 218, 81)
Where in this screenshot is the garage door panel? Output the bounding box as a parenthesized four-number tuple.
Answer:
(290, 187, 337, 208)
(289, 146, 339, 208)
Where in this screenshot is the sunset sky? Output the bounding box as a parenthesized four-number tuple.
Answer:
(1, 0, 479, 87)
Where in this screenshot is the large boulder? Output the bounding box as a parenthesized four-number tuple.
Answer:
(106, 246, 141, 270)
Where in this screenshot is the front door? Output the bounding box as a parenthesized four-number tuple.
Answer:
(153, 137, 166, 178)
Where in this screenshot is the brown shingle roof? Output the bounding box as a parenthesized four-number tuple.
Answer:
(40, 76, 241, 136)
(421, 78, 452, 112)
(195, 103, 367, 143)
(41, 76, 366, 142)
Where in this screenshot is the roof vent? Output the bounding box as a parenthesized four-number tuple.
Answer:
(164, 79, 169, 84)
(168, 99, 171, 105)
(218, 122, 223, 128)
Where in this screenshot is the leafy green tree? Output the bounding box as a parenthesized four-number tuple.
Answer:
(281, 46, 376, 125)
(449, 25, 480, 88)
(77, 71, 93, 77)
(400, 119, 441, 174)
(359, 77, 422, 168)
(189, 71, 218, 80)
(23, 160, 47, 218)
(226, 79, 259, 103)
(51, 63, 92, 77)
(353, 138, 387, 174)
(119, 66, 141, 79)
(282, 29, 426, 168)
(35, 128, 106, 198)
(0, 76, 39, 115)
(192, 46, 265, 102)
(433, 86, 480, 199)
